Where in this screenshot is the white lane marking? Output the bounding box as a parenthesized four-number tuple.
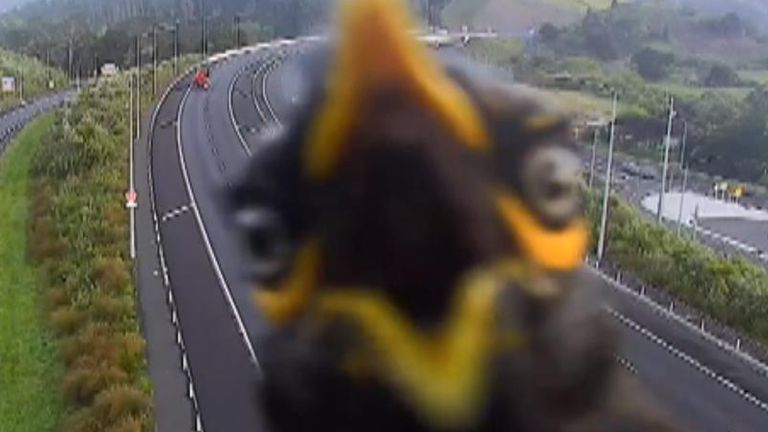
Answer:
(261, 58, 282, 128)
(176, 85, 261, 370)
(250, 59, 273, 124)
(228, 65, 253, 156)
(609, 307, 768, 413)
(162, 204, 192, 222)
(591, 267, 768, 380)
(615, 355, 638, 375)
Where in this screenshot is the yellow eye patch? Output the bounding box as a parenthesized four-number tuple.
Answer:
(496, 194, 587, 271)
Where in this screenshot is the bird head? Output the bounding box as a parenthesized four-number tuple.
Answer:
(229, 0, 591, 428)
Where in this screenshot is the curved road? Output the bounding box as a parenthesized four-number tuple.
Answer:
(142, 43, 768, 431)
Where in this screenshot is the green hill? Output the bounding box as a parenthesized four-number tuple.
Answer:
(443, 0, 616, 32)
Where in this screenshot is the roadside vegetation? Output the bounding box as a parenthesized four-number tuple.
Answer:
(586, 191, 768, 345)
(0, 113, 64, 432)
(25, 58, 193, 432)
(464, 1, 768, 188)
(0, 47, 68, 112)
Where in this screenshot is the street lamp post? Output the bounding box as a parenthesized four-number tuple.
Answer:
(174, 20, 180, 76)
(234, 15, 241, 49)
(657, 96, 675, 222)
(597, 93, 618, 265)
(153, 24, 158, 97)
(588, 128, 599, 189)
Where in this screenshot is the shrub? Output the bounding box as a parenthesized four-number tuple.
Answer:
(51, 305, 84, 335)
(63, 366, 130, 405)
(91, 386, 151, 426)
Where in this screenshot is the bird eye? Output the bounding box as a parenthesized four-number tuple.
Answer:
(235, 207, 292, 281)
(521, 146, 582, 227)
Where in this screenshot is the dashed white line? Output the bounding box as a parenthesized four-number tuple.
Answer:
(162, 204, 192, 222)
(176, 85, 261, 370)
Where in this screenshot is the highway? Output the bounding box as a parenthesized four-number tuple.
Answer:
(140, 42, 768, 431)
(0, 90, 75, 156)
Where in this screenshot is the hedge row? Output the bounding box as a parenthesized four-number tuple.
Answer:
(586, 191, 768, 344)
(27, 59, 196, 432)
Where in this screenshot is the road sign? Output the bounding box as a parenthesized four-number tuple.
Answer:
(2, 77, 15, 93)
(126, 190, 138, 209)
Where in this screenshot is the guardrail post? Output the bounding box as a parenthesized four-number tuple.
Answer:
(700, 319, 705, 332)
(616, 271, 622, 284)
(640, 285, 645, 296)
(736, 338, 741, 351)
(669, 301, 674, 312)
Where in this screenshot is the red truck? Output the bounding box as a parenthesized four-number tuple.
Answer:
(194, 68, 210, 90)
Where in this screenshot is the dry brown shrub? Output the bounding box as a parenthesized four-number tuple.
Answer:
(93, 257, 130, 294)
(46, 286, 70, 309)
(62, 365, 130, 405)
(119, 333, 146, 376)
(51, 305, 84, 335)
(91, 385, 150, 426)
(61, 408, 101, 432)
(103, 416, 143, 432)
(60, 324, 121, 368)
(91, 294, 132, 324)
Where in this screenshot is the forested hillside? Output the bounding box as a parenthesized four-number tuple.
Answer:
(0, 0, 332, 78)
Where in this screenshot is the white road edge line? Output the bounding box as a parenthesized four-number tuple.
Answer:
(176, 84, 261, 370)
(608, 307, 768, 413)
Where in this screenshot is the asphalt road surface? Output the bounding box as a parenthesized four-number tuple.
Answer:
(142, 42, 768, 431)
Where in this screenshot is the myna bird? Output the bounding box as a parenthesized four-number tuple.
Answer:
(228, 0, 683, 431)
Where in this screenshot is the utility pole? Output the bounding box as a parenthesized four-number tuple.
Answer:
(597, 93, 618, 265)
(152, 24, 158, 97)
(588, 127, 599, 189)
(657, 96, 675, 223)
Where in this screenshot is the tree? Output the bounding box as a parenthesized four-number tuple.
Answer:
(631, 47, 673, 81)
(702, 64, 741, 87)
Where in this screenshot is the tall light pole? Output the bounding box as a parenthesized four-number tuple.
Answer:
(152, 24, 158, 97)
(136, 35, 141, 140)
(201, 0, 207, 59)
(588, 127, 599, 189)
(129, 73, 136, 259)
(657, 96, 675, 222)
(597, 93, 618, 265)
(174, 20, 180, 76)
(234, 15, 241, 49)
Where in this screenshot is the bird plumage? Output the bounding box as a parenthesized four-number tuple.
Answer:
(228, 0, 683, 430)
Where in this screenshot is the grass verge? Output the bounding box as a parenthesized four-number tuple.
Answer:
(0, 113, 64, 432)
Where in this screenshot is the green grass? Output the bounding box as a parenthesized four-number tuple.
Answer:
(0, 112, 63, 432)
(649, 82, 751, 100)
(738, 69, 768, 85)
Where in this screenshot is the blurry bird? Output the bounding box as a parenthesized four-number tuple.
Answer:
(228, 0, 683, 431)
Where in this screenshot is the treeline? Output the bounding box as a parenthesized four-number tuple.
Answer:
(0, 0, 329, 77)
(585, 191, 768, 345)
(26, 58, 194, 431)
